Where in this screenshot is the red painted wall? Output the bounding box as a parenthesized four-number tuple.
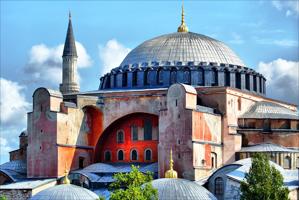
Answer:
(97, 113, 158, 163)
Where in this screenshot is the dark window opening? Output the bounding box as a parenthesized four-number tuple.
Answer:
(118, 150, 124, 161)
(235, 72, 241, 89)
(198, 68, 205, 86)
(245, 74, 250, 90)
(105, 75, 111, 88)
(117, 131, 124, 143)
(144, 69, 150, 85)
(131, 150, 138, 161)
(132, 71, 138, 86)
(144, 119, 152, 140)
(183, 68, 191, 84)
(145, 149, 151, 161)
(211, 68, 218, 86)
(113, 74, 117, 88)
(170, 69, 177, 84)
(224, 69, 230, 86)
(215, 177, 224, 195)
(131, 125, 138, 141)
(253, 75, 257, 91)
(157, 68, 164, 85)
(283, 156, 291, 169)
(259, 77, 263, 93)
(79, 157, 84, 169)
(122, 72, 127, 87)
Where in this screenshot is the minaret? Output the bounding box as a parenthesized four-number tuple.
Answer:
(59, 12, 79, 94)
(177, 1, 189, 33)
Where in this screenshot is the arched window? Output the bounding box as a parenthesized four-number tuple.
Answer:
(144, 119, 152, 140)
(170, 68, 177, 84)
(183, 68, 191, 84)
(253, 75, 257, 92)
(132, 71, 138, 86)
(283, 156, 291, 169)
(145, 149, 152, 161)
(224, 69, 230, 86)
(235, 72, 241, 89)
(131, 125, 138, 141)
(211, 68, 218, 86)
(157, 68, 164, 85)
(122, 72, 128, 87)
(117, 150, 124, 161)
(259, 77, 263, 93)
(245, 73, 250, 90)
(215, 177, 224, 195)
(144, 69, 150, 85)
(131, 149, 138, 161)
(117, 130, 124, 143)
(198, 68, 205, 86)
(211, 152, 217, 168)
(104, 151, 111, 162)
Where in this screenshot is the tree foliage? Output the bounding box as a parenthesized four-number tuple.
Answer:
(240, 153, 289, 200)
(109, 165, 158, 200)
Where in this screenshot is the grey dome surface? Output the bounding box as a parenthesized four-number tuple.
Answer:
(0, 160, 26, 174)
(120, 32, 245, 68)
(151, 178, 217, 200)
(241, 101, 298, 119)
(30, 184, 98, 200)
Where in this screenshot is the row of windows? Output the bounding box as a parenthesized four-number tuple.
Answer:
(104, 149, 152, 161)
(116, 120, 154, 143)
(103, 69, 265, 94)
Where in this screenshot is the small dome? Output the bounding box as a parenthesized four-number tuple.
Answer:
(151, 178, 217, 200)
(241, 101, 298, 119)
(30, 184, 98, 200)
(120, 32, 245, 68)
(83, 163, 118, 173)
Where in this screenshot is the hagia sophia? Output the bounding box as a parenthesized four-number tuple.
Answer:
(0, 4, 298, 200)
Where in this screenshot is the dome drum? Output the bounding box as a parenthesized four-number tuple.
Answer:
(99, 64, 266, 95)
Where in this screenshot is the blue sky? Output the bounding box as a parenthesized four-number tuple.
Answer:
(0, 1, 298, 163)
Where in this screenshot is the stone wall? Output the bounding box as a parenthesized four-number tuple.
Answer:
(0, 189, 32, 200)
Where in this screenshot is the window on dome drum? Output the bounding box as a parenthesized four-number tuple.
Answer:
(170, 68, 177, 84)
(122, 72, 128, 87)
(157, 68, 164, 85)
(144, 69, 150, 85)
(79, 157, 84, 169)
(131, 125, 138, 141)
(263, 119, 271, 132)
(198, 68, 204, 86)
(283, 156, 291, 169)
(279, 120, 290, 129)
(132, 71, 138, 86)
(131, 149, 138, 161)
(245, 73, 250, 90)
(215, 177, 224, 195)
(183, 68, 191, 84)
(105, 75, 111, 88)
(118, 150, 124, 161)
(113, 74, 117, 88)
(117, 130, 124, 143)
(211, 68, 218, 86)
(259, 77, 262, 93)
(296, 157, 299, 168)
(253, 75, 257, 92)
(224, 69, 230, 86)
(270, 154, 276, 163)
(144, 119, 152, 140)
(145, 149, 152, 161)
(104, 151, 111, 162)
(235, 72, 241, 89)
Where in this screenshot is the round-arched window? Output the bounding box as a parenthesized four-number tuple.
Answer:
(117, 130, 124, 143)
(104, 151, 111, 162)
(131, 149, 138, 161)
(118, 150, 124, 161)
(145, 149, 152, 161)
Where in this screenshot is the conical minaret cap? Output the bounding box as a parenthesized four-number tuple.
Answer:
(63, 12, 78, 57)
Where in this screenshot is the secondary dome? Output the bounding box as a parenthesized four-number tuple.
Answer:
(120, 32, 245, 68)
(30, 184, 98, 200)
(151, 178, 217, 200)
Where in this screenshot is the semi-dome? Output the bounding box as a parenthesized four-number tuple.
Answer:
(30, 184, 98, 200)
(151, 178, 217, 200)
(120, 32, 245, 68)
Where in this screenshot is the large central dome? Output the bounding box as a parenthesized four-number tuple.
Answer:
(120, 32, 245, 68)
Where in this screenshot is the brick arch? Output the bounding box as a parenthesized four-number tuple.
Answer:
(94, 112, 158, 163)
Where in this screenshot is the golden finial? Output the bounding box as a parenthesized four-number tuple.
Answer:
(177, 1, 189, 32)
(165, 148, 178, 178)
(63, 163, 70, 184)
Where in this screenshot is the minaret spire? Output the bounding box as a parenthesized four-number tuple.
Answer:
(59, 12, 79, 94)
(177, 1, 189, 33)
(165, 148, 178, 178)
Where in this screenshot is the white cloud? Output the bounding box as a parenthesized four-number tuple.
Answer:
(24, 42, 92, 87)
(229, 32, 244, 44)
(272, 0, 299, 16)
(257, 59, 299, 104)
(0, 137, 12, 156)
(99, 39, 131, 75)
(254, 37, 298, 47)
(0, 78, 31, 127)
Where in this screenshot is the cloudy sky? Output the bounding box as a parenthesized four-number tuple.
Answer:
(0, 1, 298, 164)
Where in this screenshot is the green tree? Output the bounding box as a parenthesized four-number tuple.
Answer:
(109, 165, 158, 200)
(240, 153, 289, 200)
(0, 195, 7, 200)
